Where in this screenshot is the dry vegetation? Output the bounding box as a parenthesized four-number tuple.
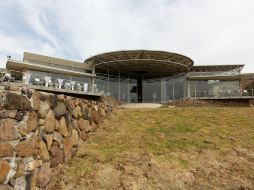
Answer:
(48, 108, 254, 190)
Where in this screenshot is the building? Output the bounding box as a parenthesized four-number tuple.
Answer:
(5, 50, 254, 102)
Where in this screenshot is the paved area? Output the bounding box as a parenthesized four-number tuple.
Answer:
(119, 103, 162, 109)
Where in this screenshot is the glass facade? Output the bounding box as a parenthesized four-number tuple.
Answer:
(24, 70, 91, 93)
(95, 72, 241, 103)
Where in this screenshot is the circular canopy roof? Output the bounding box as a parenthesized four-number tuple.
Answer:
(85, 50, 194, 78)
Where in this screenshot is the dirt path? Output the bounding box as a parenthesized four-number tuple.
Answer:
(47, 108, 254, 190)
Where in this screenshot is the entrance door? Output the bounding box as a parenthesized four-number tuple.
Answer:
(137, 75, 142, 103)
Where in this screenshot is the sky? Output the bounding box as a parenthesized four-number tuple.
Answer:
(0, 0, 254, 73)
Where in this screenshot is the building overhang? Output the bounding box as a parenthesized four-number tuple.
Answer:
(85, 50, 194, 78)
(6, 60, 96, 78)
(187, 75, 241, 81)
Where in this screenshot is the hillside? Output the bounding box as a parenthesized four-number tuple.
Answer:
(48, 108, 254, 190)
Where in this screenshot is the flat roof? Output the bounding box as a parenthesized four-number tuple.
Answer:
(85, 50, 194, 78)
(190, 65, 244, 72)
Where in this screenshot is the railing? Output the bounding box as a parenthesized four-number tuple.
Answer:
(190, 89, 254, 99)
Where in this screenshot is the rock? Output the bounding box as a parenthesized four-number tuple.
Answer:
(36, 163, 51, 188)
(15, 111, 25, 122)
(14, 160, 25, 178)
(0, 160, 10, 184)
(47, 95, 58, 109)
(72, 106, 81, 119)
(49, 145, 64, 167)
(0, 184, 14, 190)
(15, 136, 37, 157)
(44, 110, 56, 133)
(63, 137, 73, 162)
(57, 94, 65, 101)
(37, 140, 50, 161)
(66, 99, 75, 111)
(14, 177, 26, 190)
(53, 102, 67, 119)
(52, 132, 63, 144)
(93, 104, 98, 111)
(38, 101, 50, 119)
(43, 135, 53, 150)
(100, 108, 106, 117)
(0, 119, 19, 141)
(0, 143, 13, 158)
(70, 129, 79, 147)
(90, 110, 100, 124)
(9, 178, 15, 187)
(81, 131, 88, 141)
(38, 119, 45, 126)
(77, 118, 90, 131)
(27, 160, 42, 171)
(32, 91, 40, 111)
(58, 117, 68, 137)
(90, 122, 97, 132)
(25, 171, 37, 190)
(5, 92, 32, 111)
(55, 119, 60, 131)
(64, 112, 72, 128)
(19, 111, 38, 136)
(8, 86, 20, 91)
(0, 110, 17, 119)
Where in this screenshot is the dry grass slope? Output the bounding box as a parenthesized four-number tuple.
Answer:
(48, 108, 254, 190)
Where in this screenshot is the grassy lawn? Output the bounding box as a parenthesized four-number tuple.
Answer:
(48, 108, 254, 190)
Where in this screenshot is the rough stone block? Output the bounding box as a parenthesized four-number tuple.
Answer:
(0, 119, 19, 141)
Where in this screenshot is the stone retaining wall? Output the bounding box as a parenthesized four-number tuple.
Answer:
(0, 87, 119, 190)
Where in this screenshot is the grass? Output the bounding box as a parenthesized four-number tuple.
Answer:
(48, 107, 254, 190)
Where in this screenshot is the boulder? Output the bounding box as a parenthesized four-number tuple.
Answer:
(38, 101, 50, 119)
(58, 117, 68, 137)
(90, 110, 100, 124)
(36, 163, 51, 188)
(93, 104, 98, 111)
(55, 119, 60, 131)
(0, 110, 17, 119)
(66, 99, 75, 111)
(53, 102, 67, 119)
(26, 160, 42, 171)
(47, 95, 58, 109)
(0, 184, 14, 190)
(5, 92, 32, 111)
(0, 143, 13, 158)
(72, 106, 81, 119)
(14, 160, 25, 178)
(38, 119, 45, 126)
(15, 136, 37, 157)
(52, 132, 63, 144)
(15, 111, 25, 122)
(37, 140, 50, 161)
(57, 94, 65, 101)
(19, 111, 38, 136)
(70, 129, 79, 147)
(100, 108, 106, 117)
(0, 160, 10, 184)
(32, 91, 40, 111)
(0, 119, 19, 141)
(49, 145, 64, 167)
(77, 118, 90, 131)
(44, 110, 55, 133)
(81, 131, 88, 141)
(43, 135, 53, 150)
(25, 171, 37, 190)
(63, 137, 73, 162)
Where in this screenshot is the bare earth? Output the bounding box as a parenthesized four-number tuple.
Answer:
(48, 108, 254, 190)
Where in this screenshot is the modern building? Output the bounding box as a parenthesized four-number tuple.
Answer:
(4, 50, 254, 102)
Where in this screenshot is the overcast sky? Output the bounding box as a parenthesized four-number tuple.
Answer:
(0, 0, 254, 73)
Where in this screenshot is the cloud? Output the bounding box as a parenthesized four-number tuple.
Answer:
(0, 0, 254, 73)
